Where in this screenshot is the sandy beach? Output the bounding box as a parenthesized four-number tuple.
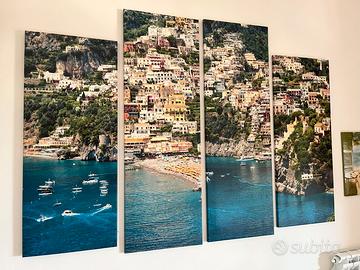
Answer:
(134, 156, 202, 189)
(23, 150, 58, 159)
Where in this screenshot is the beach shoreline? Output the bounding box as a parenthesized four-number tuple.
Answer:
(24, 152, 58, 159)
(132, 156, 201, 189)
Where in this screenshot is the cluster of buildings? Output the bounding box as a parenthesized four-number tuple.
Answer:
(204, 32, 271, 149)
(273, 56, 332, 182)
(124, 19, 200, 156)
(24, 40, 118, 157)
(273, 56, 330, 117)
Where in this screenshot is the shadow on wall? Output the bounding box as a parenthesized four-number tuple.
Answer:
(13, 30, 25, 257)
(318, 251, 334, 270)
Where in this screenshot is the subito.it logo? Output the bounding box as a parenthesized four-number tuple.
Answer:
(272, 240, 289, 256)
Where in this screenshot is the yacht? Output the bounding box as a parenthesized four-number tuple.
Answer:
(45, 179, 55, 185)
(72, 187, 83, 193)
(82, 177, 99, 185)
(103, 203, 112, 210)
(61, 210, 77, 217)
(100, 189, 108, 196)
(99, 180, 108, 185)
(88, 172, 98, 178)
(237, 156, 254, 161)
(37, 184, 53, 195)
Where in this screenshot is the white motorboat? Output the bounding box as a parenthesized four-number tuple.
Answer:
(38, 184, 53, 195)
(88, 172, 98, 177)
(72, 187, 83, 193)
(38, 184, 52, 190)
(36, 215, 53, 222)
(103, 203, 112, 210)
(61, 210, 78, 217)
(45, 179, 55, 185)
(100, 189, 108, 196)
(99, 180, 108, 185)
(38, 191, 53, 196)
(82, 178, 99, 185)
(206, 171, 214, 176)
(237, 156, 255, 162)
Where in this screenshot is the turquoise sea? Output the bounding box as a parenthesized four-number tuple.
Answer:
(125, 168, 202, 253)
(276, 192, 334, 227)
(206, 157, 274, 241)
(23, 158, 117, 257)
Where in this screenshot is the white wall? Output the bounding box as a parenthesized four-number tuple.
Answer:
(1, 0, 359, 269)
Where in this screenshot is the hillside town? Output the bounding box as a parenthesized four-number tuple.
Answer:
(204, 22, 271, 161)
(123, 12, 201, 187)
(273, 56, 333, 195)
(23, 33, 118, 161)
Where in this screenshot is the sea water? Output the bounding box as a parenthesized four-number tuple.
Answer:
(23, 158, 117, 257)
(206, 157, 274, 241)
(125, 168, 202, 252)
(276, 192, 334, 227)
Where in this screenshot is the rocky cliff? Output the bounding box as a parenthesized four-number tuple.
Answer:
(206, 141, 254, 158)
(55, 51, 101, 79)
(275, 150, 331, 196)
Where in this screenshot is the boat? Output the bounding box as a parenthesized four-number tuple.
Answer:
(88, 172, 98, 177)
(38, 190, 53, 196)
(206, 171, 214, 176)
(93, 203, 102, 207)
(100, 189, 108, 196)
(53, 201, 62, 207)
(103, 203, 112, 210)
(82, 177, 99, 185)
(36, 215, 53, 222)
(220, 174, 225, 178)
(61, 210, 78, 217)
(72, 187, 82, 193)
(99, 180, 108, 185)
(37, 184, 53, 190)
(91, 204, 112, 215)
(45, 179, 55, 185)
(240, 162, 247, 166)
(206, 176, 211, 182)
(37, 184, 53, 196)
(237, 156, 254, 162)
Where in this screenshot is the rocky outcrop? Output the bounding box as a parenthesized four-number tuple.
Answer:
(275, 154, 303, 195)
(206, 141, 254, 158)
(78, 145, 117, 162)
(56, 51, 100, 79)
(275, 152, 330, 196)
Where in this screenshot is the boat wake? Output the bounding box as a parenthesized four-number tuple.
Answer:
(91, 204, 112, 216)
(36, 215, 54, 222)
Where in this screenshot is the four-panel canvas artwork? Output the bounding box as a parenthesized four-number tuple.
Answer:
(22, 9, 335, 256)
